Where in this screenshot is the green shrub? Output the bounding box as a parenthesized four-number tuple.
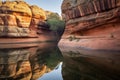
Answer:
(46, 13, 65, 36)
(47, 19, 65, 31)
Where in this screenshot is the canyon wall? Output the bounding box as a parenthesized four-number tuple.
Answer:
(59, 0, 120, 50)
(0, 1, 46, 37)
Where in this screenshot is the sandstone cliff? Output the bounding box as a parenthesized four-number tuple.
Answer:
(0, 1, 46, 37)
(59, 0, 120, 50)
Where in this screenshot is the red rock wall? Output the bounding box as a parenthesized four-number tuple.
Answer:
(61, 0, 120, 37)
(59, 0, 120, 50)
(62, 0, 120, 21)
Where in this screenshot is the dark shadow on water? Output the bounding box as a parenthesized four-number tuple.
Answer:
(0, 43, 120, 80)
(60, 47, 120, 80)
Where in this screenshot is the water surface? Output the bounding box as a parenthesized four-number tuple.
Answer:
(0, 42, 120, 80)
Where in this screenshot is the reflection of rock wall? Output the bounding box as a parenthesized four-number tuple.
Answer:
(0, 48, 30, 79)
(59, 0, 120, 50)
(0, 1, 46, 37)
(0, 44, 62, 80)
(62, 52, 120, 80)
(0, 48, 47, 79)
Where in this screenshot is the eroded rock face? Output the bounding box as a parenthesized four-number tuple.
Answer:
(30, 5, 46, 28)
(59, 0, 120, 50)
(0, 1, 46, 37)
(61, 0, 120, 36)
(62, 0, 120, 20)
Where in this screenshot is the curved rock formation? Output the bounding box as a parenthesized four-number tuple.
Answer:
(0, 1, 46, 37)
(59, 0, 120, 50)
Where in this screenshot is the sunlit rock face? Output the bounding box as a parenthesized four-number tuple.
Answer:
(59, 0, 120, 50)
(29, 5, 46, 34)
(0, 1, 46, 37)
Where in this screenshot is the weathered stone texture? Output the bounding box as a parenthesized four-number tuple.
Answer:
(30, 5, 46, 20)
(59, 0, 120, 50)
(61, 0, 120, 36)
(62, 0, 120, 21)
(0, 1, 46, 37)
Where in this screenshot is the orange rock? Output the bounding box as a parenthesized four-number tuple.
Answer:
(0, 1, 32, 16)
(30, 5, 46, 20)
(0, 14, 17, 26)
(16, 15, 31, 28)
(0, 1, 48, 37)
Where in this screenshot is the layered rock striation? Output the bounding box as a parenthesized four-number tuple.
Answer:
(0, 1, 46, 37)
(59, 0, 120, 50)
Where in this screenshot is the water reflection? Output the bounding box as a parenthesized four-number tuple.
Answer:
(60, 47, 120, 80)
(0, 43, 120, 80)
(0, 43, 63, 80)
(38, 62, 63, 80)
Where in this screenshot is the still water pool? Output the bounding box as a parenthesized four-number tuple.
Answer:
(0, 42, 120, 80)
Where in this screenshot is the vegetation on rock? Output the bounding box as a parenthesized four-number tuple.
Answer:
(46, 13, 65, 36)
